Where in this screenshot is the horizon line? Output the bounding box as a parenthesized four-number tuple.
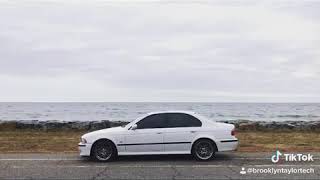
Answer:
(0, 101, 319, 103)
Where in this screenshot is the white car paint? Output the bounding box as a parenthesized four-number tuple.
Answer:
(78, 111, 238, 157)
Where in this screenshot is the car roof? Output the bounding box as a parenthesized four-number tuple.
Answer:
(143, 111, 211, 124)
(126, 111, 211, 127)
(146, 111, 197, 115)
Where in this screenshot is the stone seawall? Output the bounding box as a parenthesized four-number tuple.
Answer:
(220, 120, 320, 131)
(0, 120, 320, 131)
(0, 120, 129, 131)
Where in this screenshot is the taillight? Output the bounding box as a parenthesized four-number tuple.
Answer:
(231, 129, 236, 136)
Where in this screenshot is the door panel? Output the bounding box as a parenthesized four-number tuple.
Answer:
(163, 127, 199, 152)
(163, 113, 202, 152)
(124, 128, 164, 152)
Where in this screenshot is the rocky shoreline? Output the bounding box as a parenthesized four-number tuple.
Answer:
(0, 120, 129, 131)
(1, 120, 320, 131)
(220, 120, 320, 131)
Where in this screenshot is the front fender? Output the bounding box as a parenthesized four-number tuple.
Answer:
(83, 132, 124, 153)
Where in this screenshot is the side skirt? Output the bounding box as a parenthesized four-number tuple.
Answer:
(118, 151, 191, 156)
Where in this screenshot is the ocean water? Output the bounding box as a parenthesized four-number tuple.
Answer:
(0, 102, 319, 122)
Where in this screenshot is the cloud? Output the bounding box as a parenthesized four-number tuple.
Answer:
(0, 0, 319, 102)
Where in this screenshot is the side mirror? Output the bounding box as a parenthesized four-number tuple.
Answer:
(131, 124, 137, 130)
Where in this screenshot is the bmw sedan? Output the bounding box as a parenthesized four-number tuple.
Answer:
(79, 111, 238, 161)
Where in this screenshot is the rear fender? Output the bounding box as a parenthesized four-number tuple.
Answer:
(191, 133, 220, 151)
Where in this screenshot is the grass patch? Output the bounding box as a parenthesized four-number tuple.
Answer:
(0, 130, 319, 153)
(237, 131, 320, 152)
(0, 130, 85, 153)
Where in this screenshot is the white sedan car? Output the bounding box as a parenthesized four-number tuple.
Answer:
(79, 111, 238, 161)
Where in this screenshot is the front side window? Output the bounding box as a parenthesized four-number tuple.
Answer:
(136, 114, 167, 129)
(166, 113, 202, 128)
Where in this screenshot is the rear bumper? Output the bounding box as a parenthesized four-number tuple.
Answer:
(217, 139, 238, 152)
(78, 143, 92, 156)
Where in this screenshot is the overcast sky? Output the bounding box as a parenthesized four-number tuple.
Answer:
(0, 0, 319, 102)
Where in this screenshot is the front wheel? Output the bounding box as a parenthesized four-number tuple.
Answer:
(91, 140, 117, 162)
(192, 139, 216, 161)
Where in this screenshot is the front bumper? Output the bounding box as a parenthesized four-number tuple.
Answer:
(78, 142, 92, 156)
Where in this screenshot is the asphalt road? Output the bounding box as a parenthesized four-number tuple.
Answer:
(0, 152, 319, 179)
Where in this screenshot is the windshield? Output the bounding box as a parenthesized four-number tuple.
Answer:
(124, 114, 148, 129)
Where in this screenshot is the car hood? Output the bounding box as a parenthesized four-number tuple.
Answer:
(82, 126, 124, 139)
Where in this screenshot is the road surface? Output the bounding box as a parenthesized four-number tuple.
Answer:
(0, 152, 319, 179)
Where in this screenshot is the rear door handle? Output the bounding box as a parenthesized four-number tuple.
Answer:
(157, 132, 162, 134)
(190, 131, 196, 133)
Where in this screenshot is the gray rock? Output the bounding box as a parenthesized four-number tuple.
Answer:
(16, 120, 42, 129)
(69, 121, 91, 130)
(109, 121, 129, 127)
(238, 122, 258, 130)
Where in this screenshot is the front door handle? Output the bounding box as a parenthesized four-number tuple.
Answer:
(157, 132, 162, 134)
(190, 131, 196, 133)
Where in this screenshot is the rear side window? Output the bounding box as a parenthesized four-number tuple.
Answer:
(166, 113, 202, 128)
(136, 114, 167, 129)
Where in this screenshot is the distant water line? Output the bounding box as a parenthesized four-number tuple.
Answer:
(0, 102, 319, 122)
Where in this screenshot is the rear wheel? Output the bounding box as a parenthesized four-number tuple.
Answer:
(192, 139, 216, 161)
(91, 140, 117, 162)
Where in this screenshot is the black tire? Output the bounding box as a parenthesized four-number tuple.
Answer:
(91, 140, 117, 162)
(192, 139, 216, 161)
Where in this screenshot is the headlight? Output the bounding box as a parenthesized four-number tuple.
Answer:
(80, 137, 87, 143)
